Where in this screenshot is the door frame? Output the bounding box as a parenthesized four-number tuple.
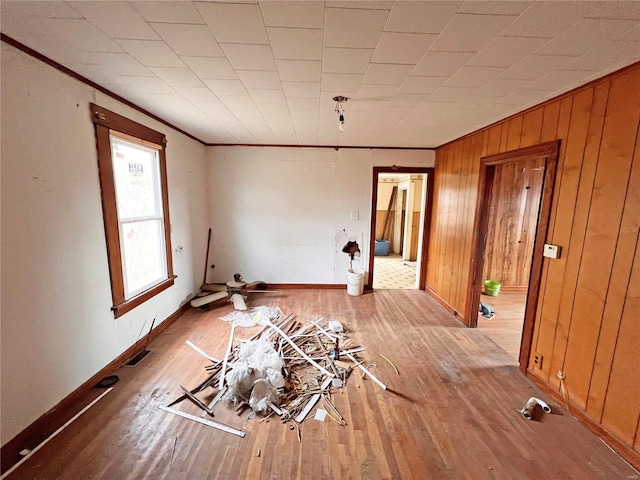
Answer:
(368, 166, 435, 290)
(465, 141, 559, 373)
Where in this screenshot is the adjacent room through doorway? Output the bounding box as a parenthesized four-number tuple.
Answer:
(470, 143, 557, 370)
(372, 172, 427, 289)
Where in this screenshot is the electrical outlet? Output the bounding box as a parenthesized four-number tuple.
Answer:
(350, 211, 359, 220)
(533, 353, 544, 369)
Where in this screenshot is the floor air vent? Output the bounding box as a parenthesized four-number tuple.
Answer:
(124, 349, 152, 367)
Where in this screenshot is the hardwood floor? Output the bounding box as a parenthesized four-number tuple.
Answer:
(477, 291, 527, 361)
(5, 290, 636, 479)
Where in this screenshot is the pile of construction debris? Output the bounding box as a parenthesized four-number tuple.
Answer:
(160, 311, 394, 438)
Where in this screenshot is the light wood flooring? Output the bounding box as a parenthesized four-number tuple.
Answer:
(5, 290, 636, 479)
(477, 291, 527, 361)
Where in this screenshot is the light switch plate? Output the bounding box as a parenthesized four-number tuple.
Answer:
(543, 244, 560, 259)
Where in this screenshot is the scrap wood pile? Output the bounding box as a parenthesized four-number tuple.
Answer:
(160, 312, 394, 438)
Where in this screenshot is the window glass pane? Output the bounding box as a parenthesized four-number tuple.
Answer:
(121, 219, 167, 298)
(110, 137, 161, 219)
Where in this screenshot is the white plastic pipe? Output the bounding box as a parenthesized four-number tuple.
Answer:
(185, 340, 220, 363)
(520, 396, 551, 419)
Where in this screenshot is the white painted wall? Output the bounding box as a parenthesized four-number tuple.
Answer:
(0, 44, 209, 445)
(0, 43, 434, 447)
(207, 147, 434, 285)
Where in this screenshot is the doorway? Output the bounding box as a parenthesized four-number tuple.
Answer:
(368, 167, 434, 290)
(466, 142, 559, 373)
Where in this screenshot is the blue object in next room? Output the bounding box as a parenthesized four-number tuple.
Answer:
(375, 240, 390, 256)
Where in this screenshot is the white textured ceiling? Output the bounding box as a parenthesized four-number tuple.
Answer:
(2, 1, 639, 147)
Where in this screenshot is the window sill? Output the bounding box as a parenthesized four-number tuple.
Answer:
(112, 275, 177, 318)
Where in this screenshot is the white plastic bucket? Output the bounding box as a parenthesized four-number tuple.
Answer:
(346, 269, 365, 296)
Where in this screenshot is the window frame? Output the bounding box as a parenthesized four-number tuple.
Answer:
(90, 103, 175, 318)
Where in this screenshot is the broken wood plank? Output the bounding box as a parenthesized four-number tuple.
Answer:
(294, 376, 333, 423)
(311, 320, 340, 340)
(219, 322, 236, 389)
(203, 386, 227, 416)
(159, 406, 245, 438)
(185, 340, 221, 363)
(381, 185, 397, 240)
(346, 353, 387, 390)
(340, 347, 365, 356)
(262, 319, 333, 377)
(180, 385, 214, 417)
(268, 402, 282, 416)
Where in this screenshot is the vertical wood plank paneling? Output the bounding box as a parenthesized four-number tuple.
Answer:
(440, 143, 458, 304)
(428, 64, 640, 461)
(601, 243, 640, 444)
(539, 88, 595, 389)
(530, 102, 562, 360)
(450, 140, 466, 310)
(533, 80, 609, 378)
(545, 97, 574, 242)
(520, 108, 544, 148)
(482, 158, 545, 287)
(427, 149, 445, 289)
(428, 150, 441, 289)
(588, 122, 640, 421)
(438, 146, 452, 298)
(481, 128, 490, 157)
(528, 96, 574, 382)
(461, 134, 484, 305)
(435, 146, 453, 295)
(540, 102, 561, 143)
(499, 122, 509, 152)
(502, 162, 519, 284)
(486, 124, 503, 156)
(452, 138, 472, 308)
(483, 165, 500, 283)
(436, 147, 451, 294)
(515, 161, 545, 286)
(562, 70, 640, 409)
(506, 116, 523, 151)
(496, 163, 515, 282)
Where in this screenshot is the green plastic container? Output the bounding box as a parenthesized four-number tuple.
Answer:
(484, 280, 501, 296)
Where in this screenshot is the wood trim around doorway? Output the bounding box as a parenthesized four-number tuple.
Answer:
(464, 141, 559, 374)
(369, 167, 435, 290)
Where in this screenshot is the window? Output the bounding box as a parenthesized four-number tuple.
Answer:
(91, 104, 175, 317)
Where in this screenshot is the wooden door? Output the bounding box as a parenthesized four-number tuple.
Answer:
(483, 158, 545, 287)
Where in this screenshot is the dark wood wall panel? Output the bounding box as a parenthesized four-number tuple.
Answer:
(427, 63, 640, 459)
(482, 157, 545, 287)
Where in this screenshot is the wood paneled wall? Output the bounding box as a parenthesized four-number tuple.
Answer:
(427, 63, 640, 458)
(483, 157, 545, 287)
